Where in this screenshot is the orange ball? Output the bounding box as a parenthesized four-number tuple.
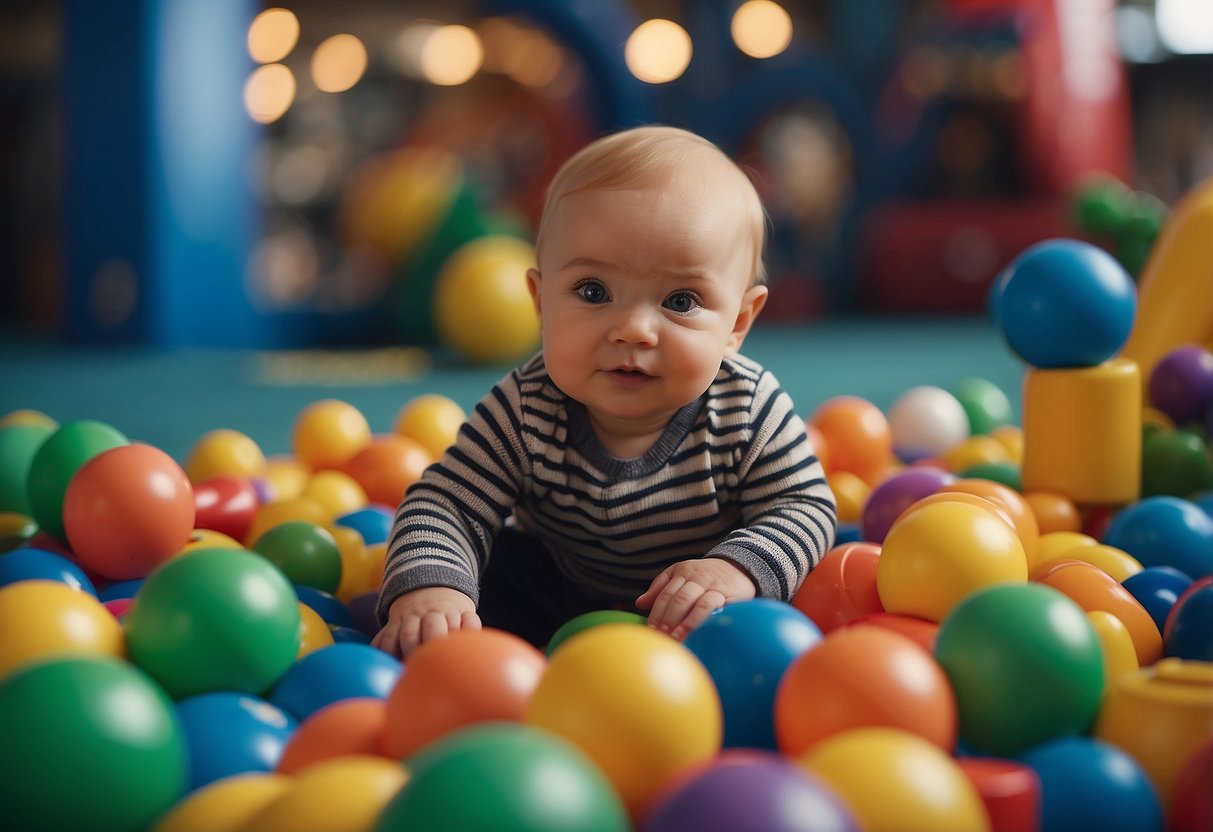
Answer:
(292, 400, 372, 471)
(847, 611, 939, 654)
(381, 628, 547, 759)
(1023, 490, 1082, 535)
(897, 491, 1018, 532)
(827, 470, 870, 524)
(936, 478, 1040, 563)
(791, 542, 883, 633)
(244, 496, 329, 548)
(774, 626, 956, 757)
(339, 435, 432, 508)
(809, 396, 893, 483)
(803, 420, 831, 473)
(394, 394, 466, 461)
(277, 697, 390, 774)
(63, 443, 195, 580)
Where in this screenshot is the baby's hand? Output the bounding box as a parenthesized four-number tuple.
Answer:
(371, 587, 480, 659)
(636, 558, 756, 641)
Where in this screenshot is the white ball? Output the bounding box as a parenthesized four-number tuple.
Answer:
(888, 386, 970, 457)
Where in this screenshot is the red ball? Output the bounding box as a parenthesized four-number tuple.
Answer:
(63, 443, 195, 580)
(193, 474, 259, 541)
(790, 542, 883, 633)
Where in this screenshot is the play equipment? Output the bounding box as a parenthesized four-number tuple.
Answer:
(1101, 496, 1213, 580)
(175, 691, 296, 792)
(184, 428, 267, 484)
(1164, 576, 1213, 661)
(887, 385, 970, 458)
(790, 541, 883, 633)
(251, 521, 342, 593)
(268, 642, 401, 721)
(809, 396, 894, 485)
(152, 773, 292, 832)
(0, 579, 124, 677)
(276, 697, 390, 774)
(544, 608, 647, 656)
(393, 393, 466, 460)
(25, 419, 129, 540)
(0, 423, 55, 515)
(859, 466, 956, 543)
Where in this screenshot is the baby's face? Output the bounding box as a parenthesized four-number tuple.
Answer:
(528, 167, 765, 440)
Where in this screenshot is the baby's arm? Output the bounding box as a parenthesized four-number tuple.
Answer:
(371, 587, 481, 659)
(636, 558, 756, 640)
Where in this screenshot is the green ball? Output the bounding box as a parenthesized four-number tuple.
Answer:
(958, 460, 1022, 492)
(934, 583, 1104, 757)
(375, 722, 629, 832)
(25, 420, 128, 539)
(0, 424, 54, 514)
(1141, 428, 1213, 499)
(1071, 177, 1132, 235)
(949, 377, 1014, 436)
(125, 547, 301, 699)
(0, 655, 186, 832)
(252, 520, 342, 593)
(545, 609, 648, 656)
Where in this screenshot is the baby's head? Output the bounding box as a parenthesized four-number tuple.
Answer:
(535, 125, 767, 288)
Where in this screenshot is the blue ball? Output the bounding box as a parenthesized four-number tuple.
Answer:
(993, 239, 1136, 368)
(334, 506, 393, 545)
(175, 692, 296, 792)
(98, 578, 144, 601)
(1164, 577, 1213, 661)
(834, 522, 862, 545)
(329, 624, 372, 644)
(0, 546, 96, 594)
(684, 599, 821, 749)
(267, 643, 402, 721)
(1102, 496, 1213, 580)
(1122, 566, 1193, 633)
(294, 585, 355, 628)
(1018, 736, 1163, 832)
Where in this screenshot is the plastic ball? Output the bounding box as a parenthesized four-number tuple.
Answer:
(394, 393, 466, 460)
(1170, 738, 1213, 832)
(934, 583, 1105, 756)
(808, 396, 894, 483)
(826, 469, 869, 523)
(184, 428, 266, 484)
(193, 474, 260, 541)
(993, 238, 1136, 368)
(241, 755, 409, 832)
(294, 585, 355, 628)
(338, 435, 432, 508)
(0, 579, 124, 677)
(940, 436, 1011, 473)
(296, 601, 336, 658)
(151, 773, 292, 832)
(1140, 428, 1213, 499)
(644, 752, 859, 832)
(1018, 736, 1164, 832)
(268, 642, 401, 721)
(243, 495, 329, 547)
(775, 625, 956, 756)
(0, 544, 96, 594)
(276, 697, 390, 774)
(98, 577, 145, 601)
(0, 656, 187, 832)
(292, 399, 372, 471)
(526, 623, 722, 818)
(0, 408, 57, 429)
(877, 500, 1027, 622)
(251, 520, 342, 593)
(545, 608, 647, 656)
(300, 469, 368, 518)
(798, 727, 991, 832)
(1024, 490, 1082, 535)
(1123, 565, 1193, 633)
(846, 611, 939, 653)
(260, 456, 309, 500)
(790, 542, 883, 633)
(434, 235, 541, 365)
(382, 628, 547, 758)
(1148, 345, 1213, 427)
(25, 419, 129, 540)
(176, 692, 297, 792)
(1102, 496, 1213, 579)
(937, 477, 1040, 560)
(63, 443, 195, 580)
(950, 377, 1014, 436)
(955, 757, 1041, 832)
(685, 599, 821, 749)
(376, 722, 628, 832)
(859, 466, 956, 543)
(1164, 575, 1213, 660)
(334, 505, 393, 546)
(124, 547, 302, 698)
(1087, 609, 1140, 686)
(331, 528, 377, 602)
(1035, 541, 1143, 582)
(0, 423, 54, 514)
(888, 385, 971, 458)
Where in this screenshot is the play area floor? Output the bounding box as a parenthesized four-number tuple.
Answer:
(1, 316, 1024, 464)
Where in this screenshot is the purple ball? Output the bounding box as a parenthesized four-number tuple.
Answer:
(643, 753, 859, 832)
(1149, 346, 1213, 426)
(860, 467, 957, 543)
(347, 590, 382, 638)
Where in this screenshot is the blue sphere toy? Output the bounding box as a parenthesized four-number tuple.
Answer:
(1122, 566, 1193, 633)
(1164, 576, 1213, 661)
(175, 692, 296, 792)
(0, 546, 96, 594)
(267, 642, 402, 721)
(1018, 736, 1163, 832)
(334, 506, 393, 545)
(1102, 496, 1213, 580)
(993, 239, 1136, 368)
(684, 599, 822, 749)
(295, 585, 355, 628)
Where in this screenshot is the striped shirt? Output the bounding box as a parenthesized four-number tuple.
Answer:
(377, 352, 836, 621)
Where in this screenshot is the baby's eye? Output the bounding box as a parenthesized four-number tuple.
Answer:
(576, 280, 609, 304)
(663, 291, 700, 315)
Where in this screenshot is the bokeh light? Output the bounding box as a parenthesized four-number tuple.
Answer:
(248, 8, 300, 64)
(244, 63, 296, 124)
(311, 34, 368, 93)
(732, 1, 793, 59)
(625, 19, 693, 84)
(420, 25, 483, 86)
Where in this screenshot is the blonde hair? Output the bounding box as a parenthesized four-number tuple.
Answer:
(535, 125, 768, 285)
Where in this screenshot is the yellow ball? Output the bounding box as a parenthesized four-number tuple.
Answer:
(245, 496, 330, 548)
(240, 756, 408, 832)
(1034, 542, 1143, 583)
(263, 457, 311, 501)
(292, 400, 372, 471)
(826, 470, 869, 524)
(296, 602, 335, 659)
(186, 429, 267, 484)
(434, 236, 540, 365)
(1087, 610, 1139, 689)
(332, 526, 374, 602)
(181, 529, 244, 553)
(0, 409, 57, 430)
(362, 542, 388, 593)
(525, 623, 721, 819)
(989, 424, 1024, 462)
(152, 773, 292, 832)
(394, 394, 466, 460)
(798, 727, 990, 832)
(302, 470, 368, 519)
(877, 500, 1028, 622)
(0, 580, 125, 677)
(1033, 531, 1098, 573)
(941, 435, 1011, 472)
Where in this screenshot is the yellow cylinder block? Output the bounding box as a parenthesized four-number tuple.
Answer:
(1021, 359, 1141, 504)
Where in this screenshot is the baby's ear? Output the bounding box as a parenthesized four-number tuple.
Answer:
(728, 285, 768, 351)
(526, 268, 542, 315)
